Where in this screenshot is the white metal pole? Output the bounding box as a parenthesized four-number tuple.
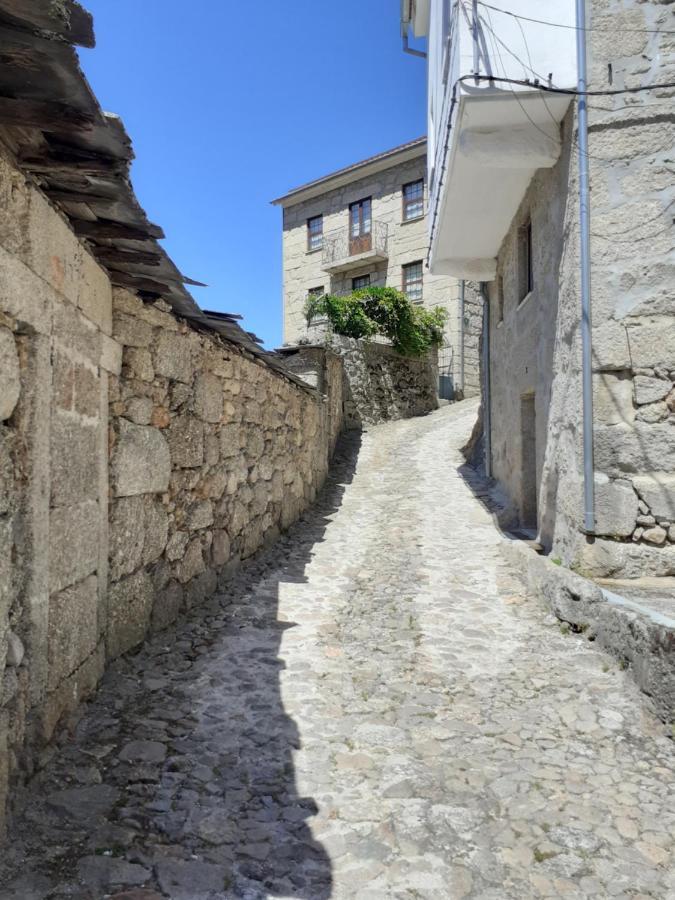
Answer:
(576, 0, 595, 534)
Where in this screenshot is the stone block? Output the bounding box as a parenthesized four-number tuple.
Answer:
(76, 253, 112, 336)
(52, 301, 101, 366)
(113, 312, 153, 348)
(219, 423, 242, 458)
(187, 500, 214, 531)
(167, 415, 203, 468)
(211, 529, 231, 566)
(594, 423, 675, 476)
(73, 364, 99, 418)
(166, 530, 189, 561)
(109, 496, 169, 580)
(49, 501, 99, 593)
(107, 569, 154, 659)
(51, 415, 99, 506)
(193, 373, 224, 423)
(0, 327, 20, 421)
(40, 642, 104, 742)
(185, 568, 218, 608)
(632, 474, 675, 521)
(151, 580, 183, 632)
(48, 575, 99, 690)
(174, 539, 205, 584)
(111, 419, 170, 497)
(634, 375, 671, 405)
(100, 334, 122, 375)
(154, 331, 193, 383)
(625, 316, 675, 369)
(123, 347, 154, 382)
(125, 397, 153, 425)
(593, 475, 638, 537)
(143, 499, 169, 564)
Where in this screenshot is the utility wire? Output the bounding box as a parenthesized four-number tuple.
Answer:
(458, 74, 675, 96)
(477, 1, 675, 35)
(477, 12, 673, 165)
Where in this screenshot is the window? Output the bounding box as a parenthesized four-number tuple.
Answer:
(402, 179, 424, 221)
(306, 286, 326, 323)
(517, 218, 533, 302)
(349, 197, 372, 238)
(352, 274, 371, 291)
(402, 261, 424, 303)
(307, 215, 323, 252)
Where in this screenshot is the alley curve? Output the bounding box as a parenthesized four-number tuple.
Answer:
(0, 401, 673, 899)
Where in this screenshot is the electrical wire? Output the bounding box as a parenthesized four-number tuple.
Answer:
(458, 74, 675, 96)
(477, 1, 675, 35)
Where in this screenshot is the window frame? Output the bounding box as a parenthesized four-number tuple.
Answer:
(306, 285, 327, 324)
(349, 197, 372, 238)
(352, 274, 371, 292)
(402, 179, 424, 222)
(307, 215, 323, 253)
(402, 260, 424, 304)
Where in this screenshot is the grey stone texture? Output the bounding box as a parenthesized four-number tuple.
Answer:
(484, 1, 675, 576)
(0, 403, 673, 899)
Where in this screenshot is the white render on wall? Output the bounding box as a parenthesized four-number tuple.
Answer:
(273, 141, 480, 397)
(410, 0, 576, 278)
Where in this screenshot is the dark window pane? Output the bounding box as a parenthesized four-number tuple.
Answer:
(352, 274, 371, 291)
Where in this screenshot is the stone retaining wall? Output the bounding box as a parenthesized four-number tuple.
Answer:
(281, 335, 438, 430)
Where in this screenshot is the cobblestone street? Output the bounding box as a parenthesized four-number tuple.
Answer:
(1, 401, 674, 900)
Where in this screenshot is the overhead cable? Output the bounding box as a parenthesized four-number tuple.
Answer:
(458, 74, 675, 96)
(476, 1, 675, 35)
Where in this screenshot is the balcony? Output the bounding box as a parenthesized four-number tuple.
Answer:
(322, 220, 389, 273)
(418, 0, 577, 279)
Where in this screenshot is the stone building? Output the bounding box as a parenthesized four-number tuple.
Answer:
(403, 0, 675, 579)
(272, 138, 482, 399)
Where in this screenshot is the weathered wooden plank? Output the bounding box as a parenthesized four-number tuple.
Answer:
(0, 0, 94, 47)
(71, 219, 164, 242)
(107, 270, 176, 295)
(92, 248, 163, 267)
(0, 98, 94, 131)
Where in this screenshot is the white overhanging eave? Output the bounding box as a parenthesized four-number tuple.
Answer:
(429, 89, 572, 280)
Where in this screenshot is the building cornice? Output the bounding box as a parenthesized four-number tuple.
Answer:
(271, 137, 426, 208)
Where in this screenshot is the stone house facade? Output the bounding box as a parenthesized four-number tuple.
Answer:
(404, 0, 675, 579)
(272, 138, 481, 399)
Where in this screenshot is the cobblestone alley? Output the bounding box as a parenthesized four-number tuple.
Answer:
(1, 401, 673, 900)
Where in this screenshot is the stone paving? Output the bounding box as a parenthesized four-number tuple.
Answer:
(1, 401, 674, 899)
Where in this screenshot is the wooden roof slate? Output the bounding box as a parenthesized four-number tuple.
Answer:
(0, 0, 307, 384)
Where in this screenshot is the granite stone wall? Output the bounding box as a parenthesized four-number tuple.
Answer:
(282, 335, 438, 430)
(486, 0, 675, 578)
(0, 141, 344, 837)
(107, 289, 342, 658)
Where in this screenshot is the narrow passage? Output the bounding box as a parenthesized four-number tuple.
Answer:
(1, 402, 673, 899)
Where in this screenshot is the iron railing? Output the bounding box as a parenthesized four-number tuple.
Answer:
(322, 220, 388, 269)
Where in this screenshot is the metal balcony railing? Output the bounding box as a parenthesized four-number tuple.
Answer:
(321, 220, 389, 271)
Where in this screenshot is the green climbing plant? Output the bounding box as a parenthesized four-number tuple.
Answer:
(304, 286, 447, 357)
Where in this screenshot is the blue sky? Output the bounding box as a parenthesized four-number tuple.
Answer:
(79, 1, 427, 348)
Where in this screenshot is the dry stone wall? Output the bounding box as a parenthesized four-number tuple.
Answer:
(0, 140, 345, 838)
(107, 289, 341, 656)
(282, 335, 438, 429)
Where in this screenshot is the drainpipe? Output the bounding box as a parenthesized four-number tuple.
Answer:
(481, 282, 492, 478)
(576, 0, 595, 534)
(402, 32, 427, 58)
(459, 279, 465, 397)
